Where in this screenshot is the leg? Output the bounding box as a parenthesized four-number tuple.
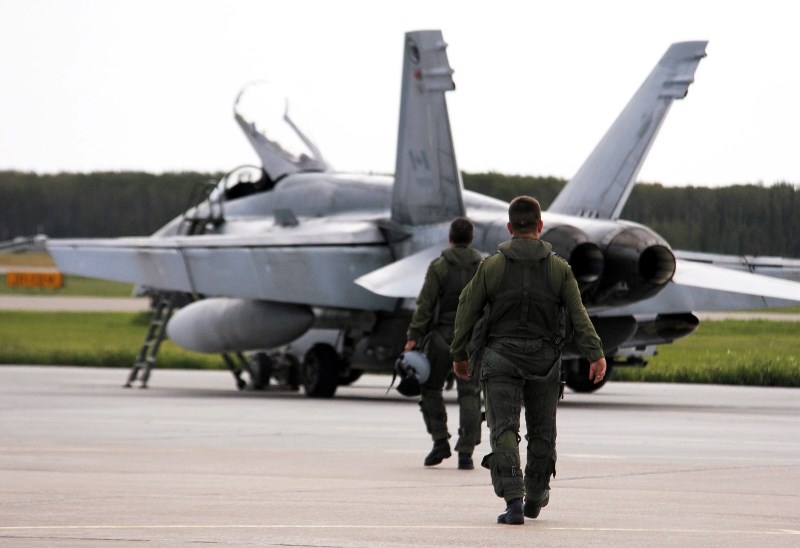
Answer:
(523, 359, 561, 517)
(480, 348, 524, 502)
(418, 331, 452, 443)
(454, 374, 481, 455)
(419, 331, 453, 466)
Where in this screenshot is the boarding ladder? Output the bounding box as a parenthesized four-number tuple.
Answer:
(124, 179, 227, 388)
(125, 292, 182, 388)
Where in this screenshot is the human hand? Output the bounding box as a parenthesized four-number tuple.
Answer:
(589, 357, 607, 384)
(453, 360, 470, 381)
(404, 340, 416, 351)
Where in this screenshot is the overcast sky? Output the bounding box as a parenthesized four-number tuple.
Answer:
(1, 0, 798, 187)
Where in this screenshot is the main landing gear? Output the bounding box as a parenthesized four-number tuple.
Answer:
(247, 343, 363, 398)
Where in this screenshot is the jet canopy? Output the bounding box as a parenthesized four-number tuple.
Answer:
(234, 83, 329, 182)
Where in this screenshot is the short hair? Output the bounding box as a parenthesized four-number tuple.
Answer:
(508, 196, 542, 233)
(449, 217, 474, 244)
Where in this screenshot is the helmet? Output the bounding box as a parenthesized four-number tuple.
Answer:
(393, 350, 431, 397)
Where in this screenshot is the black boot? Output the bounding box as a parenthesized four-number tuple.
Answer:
(497, 498, 524, 525)
(457, 452, 474, 470)
(524, 491, 550, 519)
(424, 439, 451, 466)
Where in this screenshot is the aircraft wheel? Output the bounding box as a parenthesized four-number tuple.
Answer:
(302, 343, 340, 398)
(275, 353, 301, 391)
(250, 352, 272, 390)
(563, 359, 612, 393)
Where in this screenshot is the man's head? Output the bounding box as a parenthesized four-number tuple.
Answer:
(507, 196, 543, 237)
(449, 217, 474, 245)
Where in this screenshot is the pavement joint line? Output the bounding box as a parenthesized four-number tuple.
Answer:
(0, 525, 798, 535)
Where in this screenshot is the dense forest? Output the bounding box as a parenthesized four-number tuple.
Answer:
(1, 170, 798, 257)
(0, 171, 216, 239)
(462, 173, 800, 257)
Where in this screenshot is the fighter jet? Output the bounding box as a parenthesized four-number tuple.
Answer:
(46, 31, 800, 396)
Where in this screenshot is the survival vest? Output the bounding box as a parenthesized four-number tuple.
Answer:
(486, 250, 567, 347)
(435, 250, 481, 325)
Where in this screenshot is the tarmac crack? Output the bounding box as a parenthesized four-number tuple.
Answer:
(562, 461, 796, 483)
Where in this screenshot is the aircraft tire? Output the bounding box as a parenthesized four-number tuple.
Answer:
(302, 343, 340, 398)
(276, 353, 301, 391)
(563, 359, 612, 393)
(250, 352, 272, 390)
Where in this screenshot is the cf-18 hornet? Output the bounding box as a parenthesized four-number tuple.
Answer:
(46, 31, 800, 395)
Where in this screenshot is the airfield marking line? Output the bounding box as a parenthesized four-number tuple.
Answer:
(0, 525, 798, 536)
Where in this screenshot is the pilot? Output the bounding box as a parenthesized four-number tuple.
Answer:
(405, 217, 483, 470)
(450, 196, 606, 525)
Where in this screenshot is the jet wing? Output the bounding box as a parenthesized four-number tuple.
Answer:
(46, 220, 398, 311)
(0, 234, 47, 253)
(597, 258, 800, 316)
(675, 249, 800, 282)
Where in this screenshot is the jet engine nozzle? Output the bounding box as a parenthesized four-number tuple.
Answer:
(166, 298, 314, 354)
(622, 313, 700, 348)
(593, 225, 676, 306)
(541, 224, 605, 290)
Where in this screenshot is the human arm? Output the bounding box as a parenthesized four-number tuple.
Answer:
(405, 260, 442, 343)
(558, 263, 605, 370)
(450, 259, 493, 362)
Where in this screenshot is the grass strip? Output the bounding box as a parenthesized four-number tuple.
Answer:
(613, 320, 800, 387)
(0, 311, 222, 370)
(1, 311, 798, 387)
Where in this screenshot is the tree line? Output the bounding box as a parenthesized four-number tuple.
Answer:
(463, 173, 800, 257)
(0, 171, 217, 240)
(1, 170, 798, 257)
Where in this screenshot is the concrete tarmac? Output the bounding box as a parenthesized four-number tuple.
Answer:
(0, 366, 798, 547)
(0, 295, 150, 312)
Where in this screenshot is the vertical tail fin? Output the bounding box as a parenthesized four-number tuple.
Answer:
(391, 30, 465, 226)
(548, 41, 708, 220)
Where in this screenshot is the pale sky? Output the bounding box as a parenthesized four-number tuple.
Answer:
(1, 0, 799, 187)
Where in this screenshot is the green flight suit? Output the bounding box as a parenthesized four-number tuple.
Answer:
(451, 237, 603, 502)
(407, 244, 483, 454)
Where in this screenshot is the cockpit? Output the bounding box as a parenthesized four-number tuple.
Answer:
(209, 83, 331, 203)
(233, 83, 328, 181)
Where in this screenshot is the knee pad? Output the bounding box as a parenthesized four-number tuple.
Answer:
(529, 437, 551, 459)
(496, 429, 521, 451)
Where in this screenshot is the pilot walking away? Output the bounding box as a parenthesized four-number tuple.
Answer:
(451, 196, 606, 524)
(405, 217, 483, 470)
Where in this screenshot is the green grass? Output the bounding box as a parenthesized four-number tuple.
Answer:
(0, 310, 798, 387)
(613, 320, 800, 387)
(0, 311, 223, 370)
(752, 305, 800, 314)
